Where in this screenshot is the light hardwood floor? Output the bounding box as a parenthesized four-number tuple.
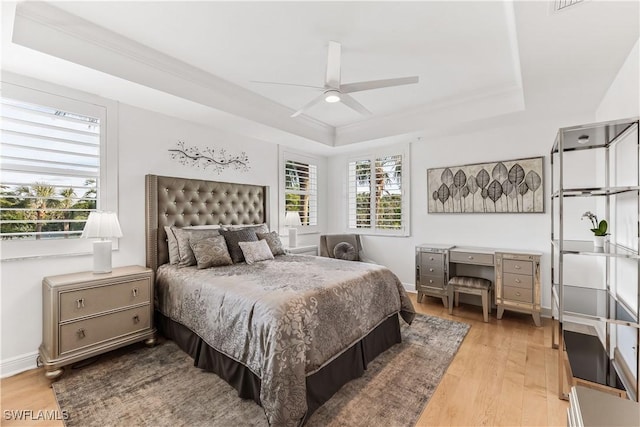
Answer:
(1, 293, 568, 426)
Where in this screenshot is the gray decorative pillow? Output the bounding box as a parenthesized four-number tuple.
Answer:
(189, 235, 233, 269)
(334, 242, 357, 261)
(173, 228, 221, 267)
(223, 223, 269, 234)
(257, 231, 285, 256)
(238, 240, 274, 265)
(164, 226, 180, 265)
(220, 228, 259, 263)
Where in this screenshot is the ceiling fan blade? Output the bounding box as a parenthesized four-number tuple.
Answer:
(339, 93, 372, 116)
(325, 41, 341, 89)
(291, 93, 326, 117)
(250, 80, 324, 90)
(340, 76, 419, 93)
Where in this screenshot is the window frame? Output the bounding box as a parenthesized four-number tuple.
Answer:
(347, 144, 411, 237)
(279, 149, 320, 235)
(0, 78, 119, 260)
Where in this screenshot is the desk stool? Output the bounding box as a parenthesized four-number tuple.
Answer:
(448, 276, 492, 323)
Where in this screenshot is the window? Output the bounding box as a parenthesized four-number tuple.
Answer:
(0, 80, 116, 259)
(1, 98, 100, 240)
(348, 147, 410, 236)
(280, 151, 319, 233)
(284, 159, 317, 227)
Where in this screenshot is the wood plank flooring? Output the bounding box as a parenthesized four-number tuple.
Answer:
(0, 293, 567, 426)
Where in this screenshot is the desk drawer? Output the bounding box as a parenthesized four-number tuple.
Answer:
(60, 278, 150, 322)
(503, 286, 533, 304)
(419, 275, 445, 289)
(420, 252, 444, 267)
(59, 305, 150, 354)
(450, 251, 494, 266)
(503, 273, 533, 289)
(503, 259, 533, 275)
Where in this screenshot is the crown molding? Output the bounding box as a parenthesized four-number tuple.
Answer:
(12, 2, 335, 146)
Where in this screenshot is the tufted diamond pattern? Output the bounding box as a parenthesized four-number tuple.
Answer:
(151, 176, 267, 267)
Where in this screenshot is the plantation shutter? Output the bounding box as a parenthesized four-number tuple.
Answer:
(284, 159, 317, 226)
(0, 97, 100, 240)
(348, 151, 407, 235)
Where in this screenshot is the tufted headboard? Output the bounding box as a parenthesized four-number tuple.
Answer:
(145, 174, 269, 271)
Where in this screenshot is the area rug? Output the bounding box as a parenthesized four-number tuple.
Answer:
(53, 314, 469, 427)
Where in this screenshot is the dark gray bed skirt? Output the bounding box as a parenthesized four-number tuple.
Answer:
(155, 312, 402, 423)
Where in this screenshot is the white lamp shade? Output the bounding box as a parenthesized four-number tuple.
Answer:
(81, 211, 123, 239)
(284, 211, 302, 227)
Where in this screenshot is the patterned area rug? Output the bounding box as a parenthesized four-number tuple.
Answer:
(53, 314, 469, 427)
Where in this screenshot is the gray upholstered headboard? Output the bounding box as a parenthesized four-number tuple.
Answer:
(145, 174, 269, 271)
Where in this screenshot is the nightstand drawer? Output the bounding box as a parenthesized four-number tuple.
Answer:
(503, 273, 533, 289)
(450, 251, 494, 266)
(420, 263, 444, 276)
(59, 305, 150, 354)
(60, 278, 150, 322)
(503, 259, 533, 275)
(503, 286, 533, 303)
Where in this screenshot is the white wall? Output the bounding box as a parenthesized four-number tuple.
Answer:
(0, 79, 327, 376)
(596, 38, 639, 121)
(327, 113, 592, 311)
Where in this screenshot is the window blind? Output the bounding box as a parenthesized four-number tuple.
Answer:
(0, 97, 100, 240)
(348, 154, 405, 233)
(284, 159, 317, 226)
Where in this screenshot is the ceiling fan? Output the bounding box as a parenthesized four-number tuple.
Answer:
(252, 41, 419, 118)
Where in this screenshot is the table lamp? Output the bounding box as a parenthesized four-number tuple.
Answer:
(81, 211, 123, 273)
(284, 211, 302, 248)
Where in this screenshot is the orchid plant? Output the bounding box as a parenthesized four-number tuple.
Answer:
(581, 211, 609, 236)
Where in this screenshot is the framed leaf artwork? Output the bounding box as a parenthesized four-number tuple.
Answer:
(427, 156, 544, 213)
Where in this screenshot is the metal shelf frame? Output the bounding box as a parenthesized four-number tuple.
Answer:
(551, 117, 640, 402)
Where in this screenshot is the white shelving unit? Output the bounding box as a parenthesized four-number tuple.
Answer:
(551, 117, 640, 401)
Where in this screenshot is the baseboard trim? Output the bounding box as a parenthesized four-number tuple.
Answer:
(0, 351, 38, 378)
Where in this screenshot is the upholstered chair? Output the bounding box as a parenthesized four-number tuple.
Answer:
(319, 234, 375, 263)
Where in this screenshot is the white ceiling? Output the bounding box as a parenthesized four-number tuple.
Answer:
(1, 1, 638, 153)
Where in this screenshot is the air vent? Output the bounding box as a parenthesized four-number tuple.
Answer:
(553, 0, 584, 12)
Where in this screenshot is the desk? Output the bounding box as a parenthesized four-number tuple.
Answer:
(416, 244, 542, 326)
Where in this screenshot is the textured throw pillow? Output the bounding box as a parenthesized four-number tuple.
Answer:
(256, 231, 285, 256)
(333, 241, 357, 261)
(173, 228, 221, 267)
(164, 226, 180, 265)
(189, 235, 233, 269)
(220, 228, 259, 263)
(223, 223, 269, 234)
(238, 240, 274, 265)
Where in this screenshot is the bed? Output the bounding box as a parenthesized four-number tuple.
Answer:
(145, 174, 415, 426)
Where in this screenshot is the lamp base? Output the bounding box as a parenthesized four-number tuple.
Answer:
(288, 228, 298, 248)
(93, 240, 113, 274)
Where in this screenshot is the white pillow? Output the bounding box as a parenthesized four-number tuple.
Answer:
(238, 239, 274, 265)
(164, 226, 179, 264)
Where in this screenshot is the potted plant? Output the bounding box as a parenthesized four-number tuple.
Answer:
(581, 211, 609, 247)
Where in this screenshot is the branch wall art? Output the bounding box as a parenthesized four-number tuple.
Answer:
(427, 156, 544, 213)
(168, 141, 250, 174)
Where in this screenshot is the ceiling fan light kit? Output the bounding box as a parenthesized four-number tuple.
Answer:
(253, 41, 419, 119)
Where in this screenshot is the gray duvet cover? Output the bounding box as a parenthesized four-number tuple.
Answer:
(155, 254, 415, 426)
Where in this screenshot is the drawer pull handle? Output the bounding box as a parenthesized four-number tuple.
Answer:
(76, 298, 85, 309)
(429, 257, 434, 261)
(515, 279, 521, 283)
(515, 292, 521, 297)
(429, 268, 434, 272)
(429, 279, 434, 284)
(514, 265, 521, 270)
(468, 256, 474, 260)
(76, 328, 86, 339)
(133, 315, 140, 324)
(132, 288, 138, 297)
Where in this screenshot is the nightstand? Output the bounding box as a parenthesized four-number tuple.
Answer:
(285, 244, 319, 256)
(39, 265, 155, 380)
